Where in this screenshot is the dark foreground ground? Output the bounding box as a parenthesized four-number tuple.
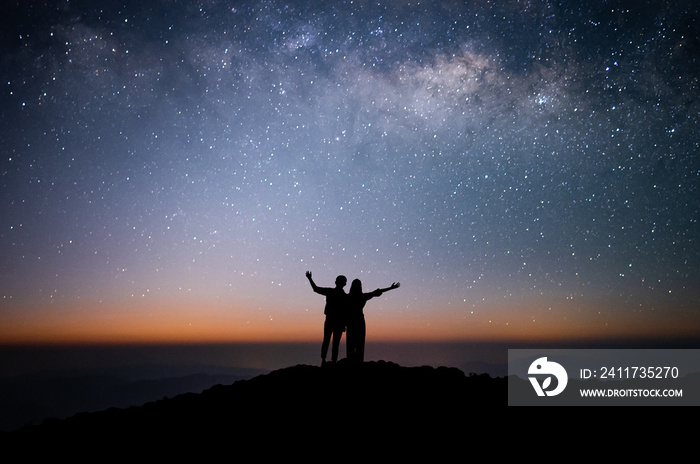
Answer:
(2, 360, 506, 454)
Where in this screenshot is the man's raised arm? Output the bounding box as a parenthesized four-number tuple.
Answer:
(306, 271, 320, 293)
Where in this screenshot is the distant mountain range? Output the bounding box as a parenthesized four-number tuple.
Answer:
(2, 360, 506, 454)
(0, 365, 267, 433)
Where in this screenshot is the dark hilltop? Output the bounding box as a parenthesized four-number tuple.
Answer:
(3, 360, 505, 451)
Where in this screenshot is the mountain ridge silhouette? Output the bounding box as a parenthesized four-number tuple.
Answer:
(0, 369, 267, 432)
(3, 359, 505, 449)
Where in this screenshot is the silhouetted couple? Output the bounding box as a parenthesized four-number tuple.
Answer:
(305, 271, 400, 365)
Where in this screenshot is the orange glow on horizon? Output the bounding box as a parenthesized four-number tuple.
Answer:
(2, 299, 699, 346)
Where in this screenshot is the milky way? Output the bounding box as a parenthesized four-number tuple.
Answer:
(1, 0, 699, 343)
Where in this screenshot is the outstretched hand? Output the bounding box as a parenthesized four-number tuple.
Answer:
(390, 282, 400, 290)
(305, 271, 312, 279)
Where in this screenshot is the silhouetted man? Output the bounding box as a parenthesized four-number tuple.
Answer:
(306, 271, 347, 365)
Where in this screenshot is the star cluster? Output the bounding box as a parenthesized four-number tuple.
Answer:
(1, 0, 699, 343)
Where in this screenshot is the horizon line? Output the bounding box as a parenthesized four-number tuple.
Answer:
(3, 335, 700, 349)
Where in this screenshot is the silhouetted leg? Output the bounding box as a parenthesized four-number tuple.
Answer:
(321, 320, 332, 363)
(331, 327, 343, 362)
(358, 317, 366, 362)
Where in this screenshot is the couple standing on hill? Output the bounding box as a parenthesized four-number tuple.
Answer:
(305, 271, 400, 365)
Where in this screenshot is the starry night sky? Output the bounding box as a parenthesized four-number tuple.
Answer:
(1, 0, 699, 345)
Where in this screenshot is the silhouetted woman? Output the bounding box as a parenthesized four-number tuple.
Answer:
(346, 279, 400, 362)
